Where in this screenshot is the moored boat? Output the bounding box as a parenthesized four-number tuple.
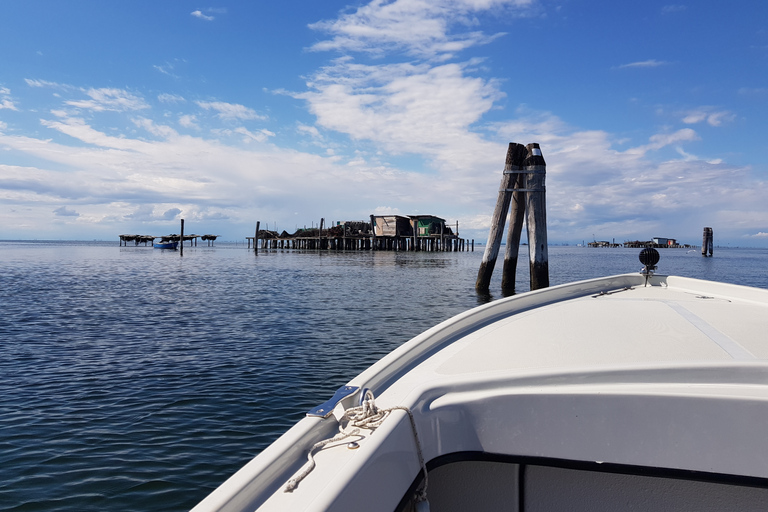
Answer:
(153, 241, 178, 249)
(193, 251, 768, 511)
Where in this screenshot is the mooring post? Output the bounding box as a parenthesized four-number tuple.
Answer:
(475, 143, 524, 293)
(254, 221, 260, 254)
(370, 215, 377, 251)
(501, 143, 530, 295)
(180, 219, 185, 257)
(319, 218, 324, 250)
(702, 227, 713, 257)
(525, 143, 549, 290)
(412, 218, 418, 251)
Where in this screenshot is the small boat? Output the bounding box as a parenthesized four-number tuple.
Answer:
(153, 241, 178, 250)
(193, 250, 768, 511)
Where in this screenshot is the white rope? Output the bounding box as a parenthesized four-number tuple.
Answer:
(284, 392, 429, 505)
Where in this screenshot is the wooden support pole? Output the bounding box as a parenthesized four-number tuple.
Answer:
(475, 143, 526, 293)
(501, 145, 529, 295)
(254, 221, 260, 254)
(180, 219, 185, 257)
(370, 215, 377, 251)
(525, 143, 549, 290)
(702, 227, 713, 257)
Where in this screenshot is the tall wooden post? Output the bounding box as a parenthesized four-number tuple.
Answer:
(319, 218, 325, 250)
(370, 215, 377, 251)
(254, 221, 260, 254)
(180, 219, 185, 256)
(501, 144, 529, 295)
(525, 143, 549, 290)
(702, 227, 713, 257)
(412, 218, 418, 251)
(475, 143, 526, 293)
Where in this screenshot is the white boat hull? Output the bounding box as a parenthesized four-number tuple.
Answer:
(193, 273, 768, 511)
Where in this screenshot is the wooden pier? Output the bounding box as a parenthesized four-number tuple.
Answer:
(246, 216, 472, 252)
(119, 233, 219, 246)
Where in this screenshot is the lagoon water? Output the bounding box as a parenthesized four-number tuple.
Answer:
(1, 241, 767, 511)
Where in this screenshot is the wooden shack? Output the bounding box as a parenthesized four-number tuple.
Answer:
(409, 215, 446, 237)
(373, 215, 413, 237)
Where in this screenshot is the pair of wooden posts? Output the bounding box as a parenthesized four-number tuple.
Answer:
(476, 142, 548, 295)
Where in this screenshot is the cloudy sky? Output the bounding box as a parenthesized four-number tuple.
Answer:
(1, 1, 767, 245)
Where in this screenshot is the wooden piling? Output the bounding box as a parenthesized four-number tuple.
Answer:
(702, 227, 713, 257)
(501, 144, 529, 295)
(475, 143, 527, 293)
(254, 221, 260, 254)
(180, 219, 185, 257)
(370, 215, 377, 251)
(525, 143, 549, 290)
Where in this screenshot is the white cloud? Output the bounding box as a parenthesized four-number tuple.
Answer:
(297, 123, 322, 139)
(133, 117, 179, 139)
(159, 93, 186, 103)
(179, 114, 199, 129)
(617, 59, 668, 69)
(154, 64, 178, 77)
(24, 78, 70, 89)
(681, 107, 735, 127)
(191, 10, 215, 21)
(0, 99, 18, 111)
(309, 0, 533, 59)
(53, 206, 79, 217)
(297, 59, 503, 170)
(0, 86, 17, 110)
(196, 100, 266, 121)
(233, 127, 275, 143)
(662, 5, 687, 14)
(65, 88, 149, 112)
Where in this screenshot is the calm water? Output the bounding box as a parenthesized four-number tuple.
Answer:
(1, 241, 767, 511)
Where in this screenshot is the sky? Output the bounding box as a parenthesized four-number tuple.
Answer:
(1, 0, 767, 246)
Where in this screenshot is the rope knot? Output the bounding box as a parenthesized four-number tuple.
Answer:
(284, 389, 428, 507)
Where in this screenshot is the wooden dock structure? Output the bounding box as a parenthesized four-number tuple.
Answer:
(119, 233, 219, 246)
(246, 216, 472, 252)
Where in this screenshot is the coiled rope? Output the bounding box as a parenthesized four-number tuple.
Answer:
(284, 390, 429, 505)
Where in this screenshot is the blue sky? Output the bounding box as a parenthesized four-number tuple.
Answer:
(1, 0, 767, 245)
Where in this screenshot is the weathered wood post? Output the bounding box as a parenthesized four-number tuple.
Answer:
(180, 219, 185, 256)
(319, 218, 324, 250)
(501, 144, 529, 295)
(475, 143, 526, 293)
(370, 215, 377, 251)
(254, 221, 260, 254)
(702, 227, 713, 257)
(525, 143, 549, 290)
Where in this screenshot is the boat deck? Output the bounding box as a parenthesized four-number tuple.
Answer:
(194, 274, 768, 512)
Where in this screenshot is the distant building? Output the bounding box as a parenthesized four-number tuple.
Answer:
(372, 215, 412, 237)
(653, 237, 678, 247)
(409, 215, 446, 237)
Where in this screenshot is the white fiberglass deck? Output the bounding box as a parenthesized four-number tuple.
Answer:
(194, 274, 768, 512)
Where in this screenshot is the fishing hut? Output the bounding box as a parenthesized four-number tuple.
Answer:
(201, 235, 219, 246)
(247, 215, 472, 252)
(119, 234, 155, 246)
